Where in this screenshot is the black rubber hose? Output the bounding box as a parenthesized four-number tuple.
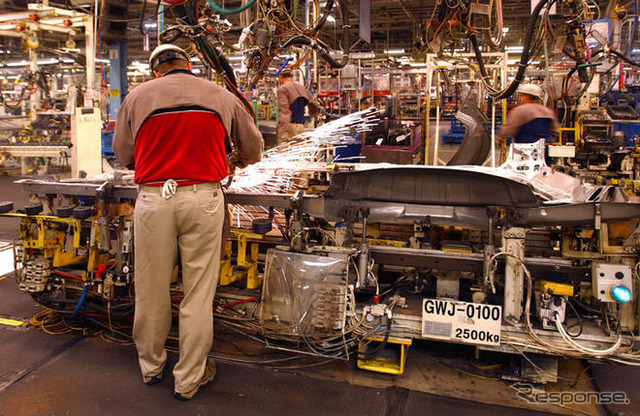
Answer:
(281, 0, 348, 68)
(357, 318, 392, 359)
(336, 0, 349, 68)
(496, 0, 550, 99)
(576, 63, 590, 83)
(209, 40, 238, 87)
(283, 34, 312, 48)
(498, 0, 552, 98)
(182, 2, 255, 120)
(319, 48, 346, 68)
(470, 0, 552, 99)
(611, 49, 640, 68)
(312, 0, 334, 32)
(284, 35, 348, 68)
(159, 27, 183, 44)
(183, 1, 237, 87)
(469, 34, 488, 84)
(566, 297, 584, 338)
(139, 0, 162, 35)
(139, 0, 148, 35)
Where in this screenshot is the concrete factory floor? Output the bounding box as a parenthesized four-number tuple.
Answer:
(1, 171, 640, 416)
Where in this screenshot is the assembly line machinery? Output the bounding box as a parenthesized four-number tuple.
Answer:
(1, 138, 639, 382)
(0, 0, 639, 383)
(0, 4, 101, 176)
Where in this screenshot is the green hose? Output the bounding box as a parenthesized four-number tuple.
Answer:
(207, 0, 256, 15)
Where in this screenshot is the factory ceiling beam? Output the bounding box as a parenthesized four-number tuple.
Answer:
(394, 0, 419, 26)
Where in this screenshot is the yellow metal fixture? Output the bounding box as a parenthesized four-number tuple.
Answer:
(357, 336, 412, 375)
(539, 280, 574, 297)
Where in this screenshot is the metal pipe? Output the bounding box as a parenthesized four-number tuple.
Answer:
(85, 15, 95, 107)
(358, 210, 369, 288)
(31, 22, 76, 35)
(433, 70, 441, 166)
(29, 47, 38, 123)
(0, 30, 26, 38)
(491, 99, 496, 167)
(157, 4, 164, 44)
(424, 55, 431, 164)
(0, 11, 40, 23)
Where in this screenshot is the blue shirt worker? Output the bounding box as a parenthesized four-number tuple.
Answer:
(498, 83, 559, 144)
(276, 70, 318, 145)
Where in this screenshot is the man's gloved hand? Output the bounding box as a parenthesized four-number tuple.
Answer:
(227, 151, 245, 176)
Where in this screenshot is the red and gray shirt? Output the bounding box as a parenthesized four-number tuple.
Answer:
(113, 69, 263, 185)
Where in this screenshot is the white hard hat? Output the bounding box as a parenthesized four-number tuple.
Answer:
(149, 44, 189, 72)
(517, 83, 544, 100)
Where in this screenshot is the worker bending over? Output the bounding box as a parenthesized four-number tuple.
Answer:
(276, 69, 318, 145)
(113, 44, 263, 401)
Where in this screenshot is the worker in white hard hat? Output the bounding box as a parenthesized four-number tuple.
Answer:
(498, 83, 559, 144)
(113, 43, 263, 400)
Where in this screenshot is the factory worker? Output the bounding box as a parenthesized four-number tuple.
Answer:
(498, 83, 560, 144)
(276, 69, 318, 145)
(113, 44, 263, 401)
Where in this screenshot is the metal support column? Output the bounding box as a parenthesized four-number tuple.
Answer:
(84, 11, 95, 107)
(108, 42, 128, 122)
(502, 227, 526, 322)
(28, 46, 39, 122)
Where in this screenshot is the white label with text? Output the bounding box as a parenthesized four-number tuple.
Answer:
(421, 299, 502, 346)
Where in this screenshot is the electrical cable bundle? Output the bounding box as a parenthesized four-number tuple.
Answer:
(486, 251, 635, 364)
(428, 0, 640, 100)
(180, 0, 256, 120)
(169, 0, 350, 91)
(426, 0, 548, 98)
(281, 0, 349, 69)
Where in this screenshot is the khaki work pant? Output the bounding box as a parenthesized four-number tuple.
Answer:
(277, 122, 306, 145)
(133, 182, 224, 394)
